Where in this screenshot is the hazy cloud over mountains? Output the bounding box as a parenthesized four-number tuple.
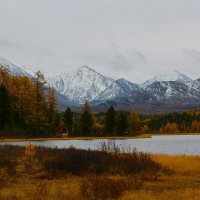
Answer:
(183, 49, 200, 63)
(0, 0, 200, 83)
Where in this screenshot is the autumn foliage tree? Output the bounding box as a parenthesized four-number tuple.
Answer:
(141, 124, 149, 134)
(32, 71, 47, 135)
(129, 111, 140, 135)
(191, 120, 200, 133)
(159, 123, 179, 134)
(0, 68, 57, 136)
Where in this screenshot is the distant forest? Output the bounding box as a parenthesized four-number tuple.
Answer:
(0, 67, 200, 138)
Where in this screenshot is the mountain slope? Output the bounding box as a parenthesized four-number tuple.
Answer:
(1, 56, 200, 113)
(95, 78, 140, 101)
(145, 81, 191, 100)
(0, 57, 68, 109)
(0, 57, 31, 77)
(142, 70, 192, 88)
(186, 78, 200, 99)
(46, 65, 114, 104)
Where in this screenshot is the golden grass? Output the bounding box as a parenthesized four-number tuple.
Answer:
(1, 147, 200, 199)
(121, 154, 200, 199)
(0, 175, 80, 200)
(122, 188, 200, 200)
(1, 175, 200, 200)
(152, 154, 200, 176)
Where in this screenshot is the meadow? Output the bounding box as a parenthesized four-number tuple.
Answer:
(0, 143, 200, 200)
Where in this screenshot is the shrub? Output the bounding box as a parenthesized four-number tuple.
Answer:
(80, 175, 144, 200)
(40, 148, 112, 176)
(0, 158, 17, 176)
(0, 145, 163, 178)
(0, 145, 23, 177)
(80, 176, 125, 200)
(0, 145, 23, 160)
(23, 143, 37, 170)
(40, 147, 162, 178)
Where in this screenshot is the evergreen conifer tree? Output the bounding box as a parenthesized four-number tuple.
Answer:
(115, 111, 128, 135)
(79, 101, 94, 136)
(104, 106, 116, 135)
(63, 107, 73, 135)
(0, 85, 12, 131)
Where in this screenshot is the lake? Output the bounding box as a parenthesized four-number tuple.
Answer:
(1, 135, 200, 155)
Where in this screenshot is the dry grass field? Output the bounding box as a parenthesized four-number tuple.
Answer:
(0, 145, 200, 200)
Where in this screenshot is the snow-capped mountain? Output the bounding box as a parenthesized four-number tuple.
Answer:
(1, 56, 200, 113)
(186, 78, 200, 99)
(0, 57, 31, 77)
(46, 65, 114, 104)
(95, 78, 140, 101)
(142, 70, 192, 88)
(0, 57, 68, 109)
(187, 78, 200, 91)
(145, 81, 191, 100)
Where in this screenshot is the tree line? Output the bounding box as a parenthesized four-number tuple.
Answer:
(60, 106, 200, 136)
(59, 103, 140, 137)
(141, 110, 200, 134)
(1, 67, 200, 138)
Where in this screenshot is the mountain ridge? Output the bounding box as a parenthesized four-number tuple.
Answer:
(0, 56, 200, 113)
(141, 70, 193, 88)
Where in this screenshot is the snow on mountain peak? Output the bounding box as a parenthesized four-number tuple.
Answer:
(94, 78, 140, 101)
(46, 65, 114, 104)
(78, 65, 95, 72)
(142, 70, 192, 88)
(1, 56, 200, 109)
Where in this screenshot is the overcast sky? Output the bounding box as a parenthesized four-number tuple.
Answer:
(0, 0, 200, 83)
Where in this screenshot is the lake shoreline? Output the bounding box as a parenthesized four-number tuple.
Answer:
(1, 133, 200, 142)
(0, 134, 151, 142)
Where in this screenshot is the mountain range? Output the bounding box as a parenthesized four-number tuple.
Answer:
(0, 57, 200, 113)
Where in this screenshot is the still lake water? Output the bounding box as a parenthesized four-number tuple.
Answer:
(1, 135, 200, 155)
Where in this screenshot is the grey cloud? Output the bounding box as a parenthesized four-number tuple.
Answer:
(129, 50, 147, 64)
(0, 38, 52, 58)
(0, 0, 200, 82)
(81, 43, 147, 73)
(106, 50, 147, 72)
(0, 40, 17, 49)
(0, 40, 12, 47)
(183, 48, 200, 62)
